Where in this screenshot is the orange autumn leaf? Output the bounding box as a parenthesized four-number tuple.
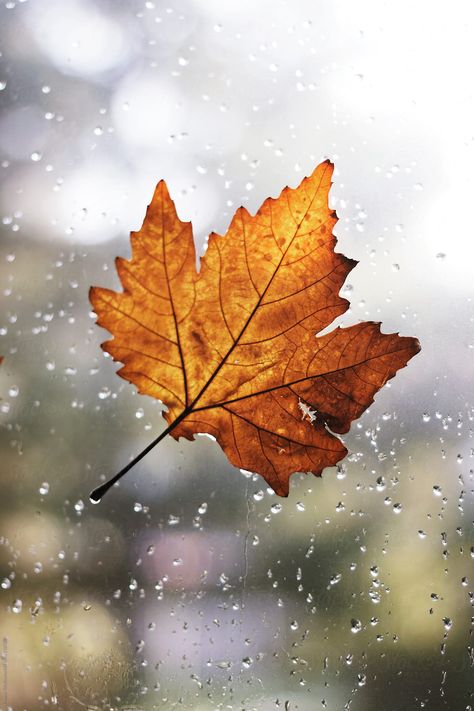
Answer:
(90, 160, 420, 496)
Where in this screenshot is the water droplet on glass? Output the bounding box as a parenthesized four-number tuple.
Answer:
(135, 408, 144, 419)
(74, 499, 84, 513)
(442, 617, 452, 631)
(39, 482, 50, 496)
(350, 618, 362, 633)
(270, 503, 282, 514)
(369, 590, 381, 604)
(12, 599, 22, 614)
(336, 464, 347, 479)
(30, 151, 42, 162)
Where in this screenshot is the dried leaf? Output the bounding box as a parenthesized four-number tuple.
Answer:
(90, 161, 420, 496)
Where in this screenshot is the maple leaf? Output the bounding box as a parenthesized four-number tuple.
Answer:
(90, 160, 419, 499)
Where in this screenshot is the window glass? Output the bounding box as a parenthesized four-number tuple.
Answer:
(1, 2, 473, 709)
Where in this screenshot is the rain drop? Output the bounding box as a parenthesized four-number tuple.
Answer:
(442, 617, 452, 631)
(12, 599, 22, 614)
(350, 618, 362, 633)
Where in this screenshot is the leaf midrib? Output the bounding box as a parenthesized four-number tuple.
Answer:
(176, 165, 331, 422)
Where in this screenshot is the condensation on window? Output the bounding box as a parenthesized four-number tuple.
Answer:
(0, 1, 473, 710)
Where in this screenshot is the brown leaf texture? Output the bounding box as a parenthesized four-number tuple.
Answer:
(90, 161, 420, 496)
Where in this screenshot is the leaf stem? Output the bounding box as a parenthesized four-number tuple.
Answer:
(89, 413, 186, 503)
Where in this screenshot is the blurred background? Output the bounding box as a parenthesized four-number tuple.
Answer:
(0, 1, 473, 709)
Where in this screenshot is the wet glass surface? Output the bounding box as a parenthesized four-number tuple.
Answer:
(1, 2, 473, 709)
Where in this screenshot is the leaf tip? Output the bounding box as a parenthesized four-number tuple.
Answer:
(274, 480, 290, 497)
(89, 285, 99, 307)
(148, 178, 172, 210)
(343, 257, 359, 276)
